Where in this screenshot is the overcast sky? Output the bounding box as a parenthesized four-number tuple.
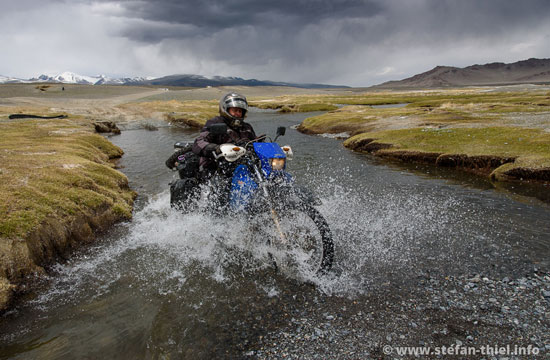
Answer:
(1, 0, 550, 86)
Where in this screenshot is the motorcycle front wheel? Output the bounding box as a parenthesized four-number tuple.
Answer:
(263, 205, 334, 276)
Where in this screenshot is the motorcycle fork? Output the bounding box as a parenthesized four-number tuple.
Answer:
(252, 164, 288, 245)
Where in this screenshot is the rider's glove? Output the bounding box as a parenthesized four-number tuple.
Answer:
(203, 143, 221, 158)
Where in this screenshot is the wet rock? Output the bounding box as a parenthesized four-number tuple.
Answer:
(141, 122, 159, 131)
(94, 121, 121, 134)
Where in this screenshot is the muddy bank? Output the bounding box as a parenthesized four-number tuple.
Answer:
(0, 119, 136, 312)
(1, 204, 134, 312)
(335, 125, 550, 185)
(164, 112, 206, 128)
(342, 137, 550, 183)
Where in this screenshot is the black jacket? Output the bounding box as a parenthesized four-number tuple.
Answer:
(192, 116, 256, 172)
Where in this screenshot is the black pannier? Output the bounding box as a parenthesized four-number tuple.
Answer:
(165, 143, 199, 179)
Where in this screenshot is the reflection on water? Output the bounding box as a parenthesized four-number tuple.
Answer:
(1, 109, 549, 358)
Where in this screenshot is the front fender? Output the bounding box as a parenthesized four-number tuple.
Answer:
(229, 165, 258, 211)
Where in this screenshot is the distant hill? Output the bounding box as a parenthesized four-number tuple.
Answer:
(375, 58, 550, 88)
(137, 74, 347, 89)
(0, 72, 347, 89)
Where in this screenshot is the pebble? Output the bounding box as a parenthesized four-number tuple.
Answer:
(249, 271, 550, 358)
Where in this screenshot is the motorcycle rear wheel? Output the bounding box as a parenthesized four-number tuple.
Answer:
(264, 205, 334, 276)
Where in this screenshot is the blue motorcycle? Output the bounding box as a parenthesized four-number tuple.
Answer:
(169, 124, 334, 274)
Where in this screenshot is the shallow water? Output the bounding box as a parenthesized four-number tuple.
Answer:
(1, 109, 549, 358)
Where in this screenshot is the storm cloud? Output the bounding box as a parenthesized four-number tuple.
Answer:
(1, 0, 550, 86)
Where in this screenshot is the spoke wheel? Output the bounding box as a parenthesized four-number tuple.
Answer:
(265, 206, 334, 276)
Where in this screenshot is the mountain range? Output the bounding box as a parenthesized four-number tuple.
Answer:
(376, 58, 550, 88)
(0, 72, 345, 89)
(3, 58, 550, 89)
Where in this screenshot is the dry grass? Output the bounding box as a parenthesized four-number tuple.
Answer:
(292, 89, 550, 135)
(117, 99, 218, 127)
(0, 118, 135, 239)
(344, 126, 550, 180)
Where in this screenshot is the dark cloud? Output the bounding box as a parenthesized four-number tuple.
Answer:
(2, 0, 550, 85)
(118, 0, 383, 32)
(95, 0, 548, 83)
(97, 0, 550, 43)
(108, 0, 383, 45)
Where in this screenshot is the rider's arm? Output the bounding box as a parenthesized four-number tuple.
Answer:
(192, 122, 221, 158)
(244, 123, 257, 140)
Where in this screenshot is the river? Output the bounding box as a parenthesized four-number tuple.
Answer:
(1, 109, 549, 358)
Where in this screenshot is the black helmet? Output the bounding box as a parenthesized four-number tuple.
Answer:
(219, 92, 248, 129)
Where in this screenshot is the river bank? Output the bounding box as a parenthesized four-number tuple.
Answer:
(0, 116, 135, 312)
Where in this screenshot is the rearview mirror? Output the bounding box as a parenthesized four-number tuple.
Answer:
(208, 123, 227, 135)
(276, 126, 286, 137)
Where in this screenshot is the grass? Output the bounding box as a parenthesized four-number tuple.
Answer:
(0, 114, 137, 310)
(117, 99, 218, 127)
(291, 89, 550, 135)
(0, 118, 134, 240)
(344, 126, 550, 179)
(249, 95, 339, 113)
(345, 127, 550, 158)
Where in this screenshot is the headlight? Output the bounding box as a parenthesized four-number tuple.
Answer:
(270, 158, 285, 170)
(282, 146, 293, 159)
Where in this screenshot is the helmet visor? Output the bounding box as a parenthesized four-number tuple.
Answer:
(224, 97, 248, 112)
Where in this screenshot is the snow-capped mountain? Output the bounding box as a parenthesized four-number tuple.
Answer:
(0, 72, 151, 85)
(93, 75, 152, 85)
(0, 75, 27, 83)
(27, 72, 150, 85)
(34, 72, 100, 84)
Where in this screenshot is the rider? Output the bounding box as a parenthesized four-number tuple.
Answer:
(192, 92, 257, 180)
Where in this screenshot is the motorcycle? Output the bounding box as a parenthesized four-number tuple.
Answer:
(169, 124, 334, 274)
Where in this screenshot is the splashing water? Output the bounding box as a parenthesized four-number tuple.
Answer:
(29, 173, 504, 312)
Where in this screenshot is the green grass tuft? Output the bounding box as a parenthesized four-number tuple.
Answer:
(0, 119, 135, 239)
